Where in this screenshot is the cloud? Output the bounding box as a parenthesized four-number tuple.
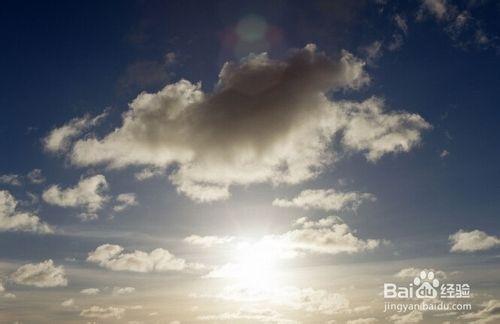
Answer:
(205, 219, 381, 280)
(0, 170, 45, 187)
(27, 169, 45, 184)
(394, 15, 408, 34)
(272, 189, 375, 212)
(42, 174, 109, 221)
(389, 310, 423, 324)
(87, 244, 201, 273)
(80, 306, 126, 319)
(67, 44, 428, 202)
(361, 41, 383, 65)
(0, 280, 13, 299)
(395, 267, 447, 280)
(269, 216, 382, 257)
(347, 319, 378, 324)
(419, 0, 449, 20)
(388, 33, 405, 52)
(134, 167, 164, 181)
(61, 298, 75, 307)
(43, 111, 107, 153)
(387, 14, 408, 52)
(165, 52, 177, 65)
(117, 54, 176, 92)
(11, 260, 67, 288)
(449, 230, 500, 252)
(0, 190, 53, 234)
(0, 174, 22, 186)
(339, 97, 430, 161)
(277, 286, 349, 315)
(204, 216, 383, 269)
(184, 235, 235, 248)
(417, 0, 493, 49)
(113, 286, 135, 295)
(197, 307, 298, 324)
(80, 288, 100, 295)
(196, 284, 348, 316)
(113, 193, 138, 212)
(459, 300, 500, 324)
(440, 149, 449, 158)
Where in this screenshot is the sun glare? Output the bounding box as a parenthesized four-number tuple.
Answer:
(231, 240, 280, 289)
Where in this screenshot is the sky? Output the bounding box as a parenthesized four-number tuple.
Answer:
(0, 0, 500, 323)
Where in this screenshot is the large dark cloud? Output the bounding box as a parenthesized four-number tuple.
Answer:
(61, 44, 429, 202)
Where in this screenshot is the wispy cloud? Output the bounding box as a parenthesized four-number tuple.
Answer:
(80, 305, 125, 319)
(459, 299, 500, 323)
(43, 111, 108, 153)
(184, 235, 234, 248)
(273, 189, 375, 212)
(113, 193, 138, 212)
(80, 288, 100, 295)
(0, 174, 22, 186)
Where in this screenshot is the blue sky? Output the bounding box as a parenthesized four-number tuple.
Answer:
(0, 1, 499, 323)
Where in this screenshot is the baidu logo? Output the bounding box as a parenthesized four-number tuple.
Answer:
(383, 269, 470, 300)
(414, 270, 440, 298)
(383, 269, 472, 314)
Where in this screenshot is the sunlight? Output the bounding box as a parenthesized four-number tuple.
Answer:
(231, 240, 280, 290)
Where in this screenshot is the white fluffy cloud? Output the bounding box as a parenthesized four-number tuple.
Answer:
(61, 298, 75, 307)
(268, 216, 382, 257)
(80, 305, 125, 319)
(459, 299, 500, 324)
(273, 189, 375, 211)
(87, 244, 200, 273)
(113, 193, 138, 212)
(44, 111, 107, 153)
(42, 174, 109, 220)
(449, 230, 500, 253)
(65, 45, 428, 202)
(338, 97, 429, 161)
(11, 260, 67, 288)
(184, 235, 234, 248)
(0, 190, 53, 234)
(0, 174, 22, 186)
(113, 286, 135, 295)
(80, 288, 100, 295)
